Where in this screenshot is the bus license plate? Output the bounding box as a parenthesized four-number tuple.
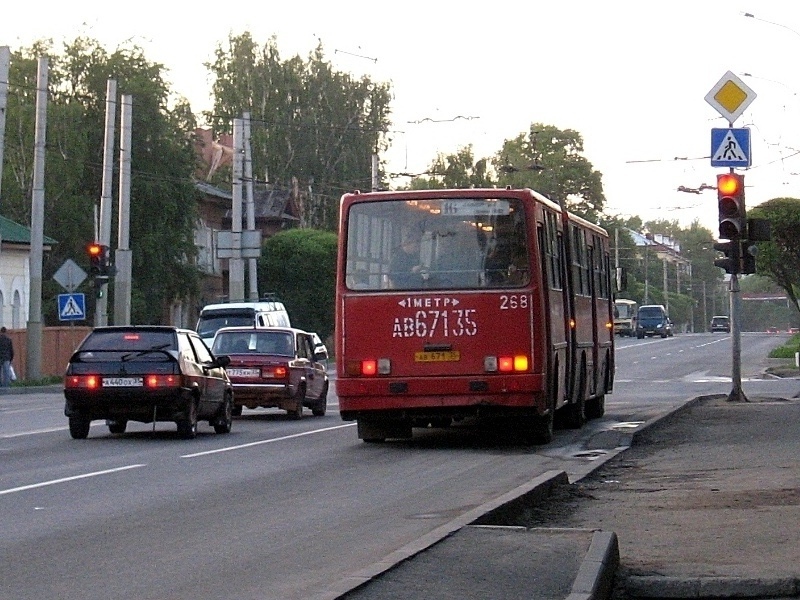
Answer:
(103, 377, 143, 387)
(414, 351, 460, 362)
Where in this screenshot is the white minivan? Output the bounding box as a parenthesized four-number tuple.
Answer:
(196, 299, 291, 348)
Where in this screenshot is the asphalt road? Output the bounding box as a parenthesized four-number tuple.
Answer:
(0, 332, 786, 599)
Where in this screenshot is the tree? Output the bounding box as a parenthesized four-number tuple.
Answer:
(258, 229, 338, 340)
(205, 34, 393, 231)
(748, 198, 800, 316)
(3, 39, 201, 325)
(407, 146, 494, 189)
(495, 124, 606, 221)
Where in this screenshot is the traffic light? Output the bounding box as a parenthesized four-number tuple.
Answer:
(87, 243, 106, 276)
(713, 240, 739, 274)
(717, 172, 746, 240)
(86, 243, 112, 277)
(741, 241, 757, 275)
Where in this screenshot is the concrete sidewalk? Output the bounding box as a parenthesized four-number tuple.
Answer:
(321, 377, 800, 600)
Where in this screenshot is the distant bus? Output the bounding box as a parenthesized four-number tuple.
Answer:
(614, 299, 638, 337)
(334, 187, 615, 444)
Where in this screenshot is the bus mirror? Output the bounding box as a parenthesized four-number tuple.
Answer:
(615, 267, 627, 292)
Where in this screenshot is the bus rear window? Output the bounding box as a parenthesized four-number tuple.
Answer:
(344, 197, 529, 291)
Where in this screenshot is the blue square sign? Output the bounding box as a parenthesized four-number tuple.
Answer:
(711, 128, 750, 167)
(58, 293, 86, 321)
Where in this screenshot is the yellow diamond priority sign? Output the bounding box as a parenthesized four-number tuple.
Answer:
(705, 71, 756, 124)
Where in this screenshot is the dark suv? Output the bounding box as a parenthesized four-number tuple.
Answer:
(636, 304, 672, 338)
(64, 326, 232, 439)
(710, 316, 731, 333)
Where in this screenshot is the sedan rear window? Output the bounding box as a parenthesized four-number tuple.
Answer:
(213, 331, 293, 356)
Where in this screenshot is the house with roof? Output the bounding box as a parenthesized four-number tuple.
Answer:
(0, 215, 56, 329)
(189, 130, 305, 326)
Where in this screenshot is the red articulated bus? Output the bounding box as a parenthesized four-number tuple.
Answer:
(335, 187, 614, 444)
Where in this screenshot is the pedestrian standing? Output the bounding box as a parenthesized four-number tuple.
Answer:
(0, 327, 14, 387)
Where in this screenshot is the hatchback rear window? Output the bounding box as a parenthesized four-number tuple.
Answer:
(81, 331, 176, 351)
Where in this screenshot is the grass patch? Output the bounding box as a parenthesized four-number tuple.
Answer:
(12, 375, 62, 387)
(769, 334, 800, 359)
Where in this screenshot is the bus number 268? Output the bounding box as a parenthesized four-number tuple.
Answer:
(500, 295, 529, 310)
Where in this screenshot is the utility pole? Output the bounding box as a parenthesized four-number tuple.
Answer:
(96, 80, 116, 326)
(228, 118, 245, 302)
(114, 94, 133, 325)
(26, 57, 48, 381)
(243, 113, 258, 301)
(0, 46, 9, 205)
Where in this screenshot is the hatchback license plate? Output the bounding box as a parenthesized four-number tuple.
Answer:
(227, 368, 260, 377)
(414, 351, 460, 362)
(103, 377, 143, 387)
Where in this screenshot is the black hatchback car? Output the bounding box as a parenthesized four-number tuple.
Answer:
(64, 326, 232, 439)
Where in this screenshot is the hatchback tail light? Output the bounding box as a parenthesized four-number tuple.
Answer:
(65, 374, 100, 389)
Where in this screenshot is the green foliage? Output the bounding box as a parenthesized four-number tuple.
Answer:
(206, 34, 393, 230)
(747, 198, 800, 316)
(495, 124, 605, 221)
(407, 146, 493, 190)
(258, 229, 337, 339)
(4, 39, 201, 325)
(768, 334, 800, 359)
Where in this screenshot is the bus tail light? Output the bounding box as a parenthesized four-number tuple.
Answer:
(348, 358, 391, 376)
(484, 355, 529, 373)
(361, 359, 377, 376)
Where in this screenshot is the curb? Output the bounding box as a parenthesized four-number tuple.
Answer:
(316, 469, 572, 600)
(624, 574, 800, 599)
(567, 530, 620, 600)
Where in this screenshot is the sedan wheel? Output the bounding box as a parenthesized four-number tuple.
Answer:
(312, 382, 329, 417)
(288, 386, 305, 420)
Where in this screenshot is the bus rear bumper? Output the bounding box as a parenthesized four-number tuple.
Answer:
(337, 373, 546, 418)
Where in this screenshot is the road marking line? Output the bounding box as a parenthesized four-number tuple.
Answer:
(181, 423, 357, 458)
(0, 464, 145, 496)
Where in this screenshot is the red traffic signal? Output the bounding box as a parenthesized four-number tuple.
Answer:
(87, 243, 110, 277)
(717, 173, 745, 240)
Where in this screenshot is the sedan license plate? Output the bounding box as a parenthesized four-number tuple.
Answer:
(227, 368, 260, 377)
(102, 377, 143, 387)
(414, 351, 460, 362)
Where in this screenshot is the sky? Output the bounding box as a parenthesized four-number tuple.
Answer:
(3, 0, 800, 234)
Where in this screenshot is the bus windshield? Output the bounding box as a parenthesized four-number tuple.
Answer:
(344, 197, 530, 290)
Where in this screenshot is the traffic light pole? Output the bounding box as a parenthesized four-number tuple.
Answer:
(728, 273, 748, 402)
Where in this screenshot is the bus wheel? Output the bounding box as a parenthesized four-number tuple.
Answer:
(528, 412, 554, 445)
(562, 395, 586, 429)
(357, 418, 411, 442)
(585, 395, 605, 420)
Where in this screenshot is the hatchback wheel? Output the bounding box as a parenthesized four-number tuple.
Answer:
(107, 419, 128, 434)
(177, 399, 198, 439)
(69, 415, 91, 439)
(214, 394, 233, 434)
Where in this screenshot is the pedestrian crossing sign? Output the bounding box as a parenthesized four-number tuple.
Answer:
(711, 128, 751, 168)
(58, 293, 86, 321)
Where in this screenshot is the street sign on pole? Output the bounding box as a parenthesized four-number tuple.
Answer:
(705, 71, 757, 124)
(53, 259, 87, 292)
(58, 293, 86, 321)
(711, 128, 751, 167)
